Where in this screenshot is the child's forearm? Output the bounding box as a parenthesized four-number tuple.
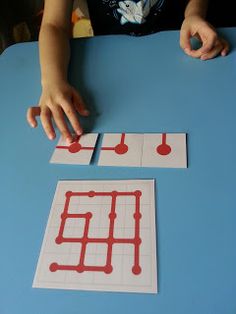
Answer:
(39, 23, 71, 86)
(184, 0, 209, 18)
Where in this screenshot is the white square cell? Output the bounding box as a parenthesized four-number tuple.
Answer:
(33, 180, 157, 293)
(50, 133, 98, 165)
(142, 133, 187, 168)
(98, 133, 143, 167)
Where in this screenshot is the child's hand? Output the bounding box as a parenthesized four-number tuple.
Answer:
(180, 15, 229, 60)
(27, 81, 89, 143)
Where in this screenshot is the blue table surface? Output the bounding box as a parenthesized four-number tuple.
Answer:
(0, 28, 236, 314)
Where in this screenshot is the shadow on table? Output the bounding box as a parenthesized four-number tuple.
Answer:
(68, 38, 99, 134)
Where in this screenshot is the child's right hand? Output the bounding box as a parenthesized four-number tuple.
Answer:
(27, 81, 90, 143)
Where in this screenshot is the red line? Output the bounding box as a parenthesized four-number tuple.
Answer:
(56, 146, 69, 149)
(120, 133, 126, 145)
(162, 133, 166, 145)
(100, 147, 115, 151)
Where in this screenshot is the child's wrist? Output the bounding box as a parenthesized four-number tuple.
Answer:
(184, 0, 208, 19)
(184, 12, 205, 20)
(41, 77, 67, 88)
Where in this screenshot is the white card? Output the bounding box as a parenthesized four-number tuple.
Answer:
(98, 133, 144, 167)
(142, 133, 187, 168)
(33, 180, 157, 293)
(50, 134, 98, 165)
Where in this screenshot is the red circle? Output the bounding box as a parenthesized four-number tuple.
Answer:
(76, 266, 84, 273)
(55, 237, 63, 244)
(86, 212, 93, 219)
(49, 263, 58, 272)
(88, 191, 95, 197)
(68, 142, 82, 153)
(132, 265, 142, 275)
(114, 144, 128, 154)
(156, 144, 171, 155)
(133, 212, 142, 220)
(134, 190, 142, 197)
(104, 265, 113, 274)
(109, 212, 117, 220)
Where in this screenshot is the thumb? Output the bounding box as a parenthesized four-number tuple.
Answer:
(180, 28, 191, 53)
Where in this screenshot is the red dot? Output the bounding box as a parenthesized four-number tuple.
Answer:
(111, 191, 118, 197)
(133, 212, 142, 220)
(134, 190, 142, 197)
(109, 212, 117, 220)
(76, 266, 84, 273)
(132, 265, 141, 275)
(114, 144, 128, 154)
(65, 191, 73, 198)
(86, 212, 93, 219)
(55, 237, 63, 244)
(68, 142, 82, 153)
(49, 263, 58, 272)
(135, 237, 142, 245)
(156, 144, 171, 155)
(104, 265, 113, 274)
(88, 191, 95, 197)
(61, 213, 67, 220)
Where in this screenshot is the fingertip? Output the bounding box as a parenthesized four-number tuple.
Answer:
(200, 55, 207, 61)
(48, 133, 56, 140)
(221, 48, 229, 57)
(184, 47, 191, 54)
(82, 109, 90, 116)
(31, 122, 37, 128)
(76, 129, 83, 136)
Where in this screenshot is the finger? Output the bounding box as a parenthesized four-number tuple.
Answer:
(200, 43, 222, 60)
(40, 107, 56, 140)
(198, 29, 217, 55)
(27, 107, 41, 127)
(221, 39, 230, 56)
(61, 101, 83, 135)
(51, 106, 73, 143)
(184, 47, 203, 59)
(180, 28, 191, 51)
(72, 88, 90, 116)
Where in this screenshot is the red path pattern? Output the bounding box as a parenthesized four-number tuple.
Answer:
(101, 133, 129, 155)
(49, 189, 142, 275)
(56, 133, 172, 156)
(101, 133, 171, 156)
(56, 135, 94, 153)
(156, 133, 172, 156)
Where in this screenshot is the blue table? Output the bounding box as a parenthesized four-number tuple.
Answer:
(0, 28, 236, 314)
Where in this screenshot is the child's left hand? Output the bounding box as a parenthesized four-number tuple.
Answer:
(180, 15, 229, 60)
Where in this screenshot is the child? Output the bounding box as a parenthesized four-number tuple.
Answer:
(27, 0, 229, 143)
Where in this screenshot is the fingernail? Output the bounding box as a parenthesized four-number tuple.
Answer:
(49, 134, 55, 140)
(66, 137, 72, 144)
(76, 129, 82, 135)
(31, 123, 36, 128)
(83, 109, 90, 115)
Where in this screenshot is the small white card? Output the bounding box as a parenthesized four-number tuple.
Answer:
(50, 134, 98, 165)
(98, 133, 143, 167)
(142, 133, 187, 168)
(33, 180, 157, 293)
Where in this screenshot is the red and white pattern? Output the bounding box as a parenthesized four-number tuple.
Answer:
(98, 133, 187, 168)
(33, 180, 157, 293)
(50, 133, 98, 165)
